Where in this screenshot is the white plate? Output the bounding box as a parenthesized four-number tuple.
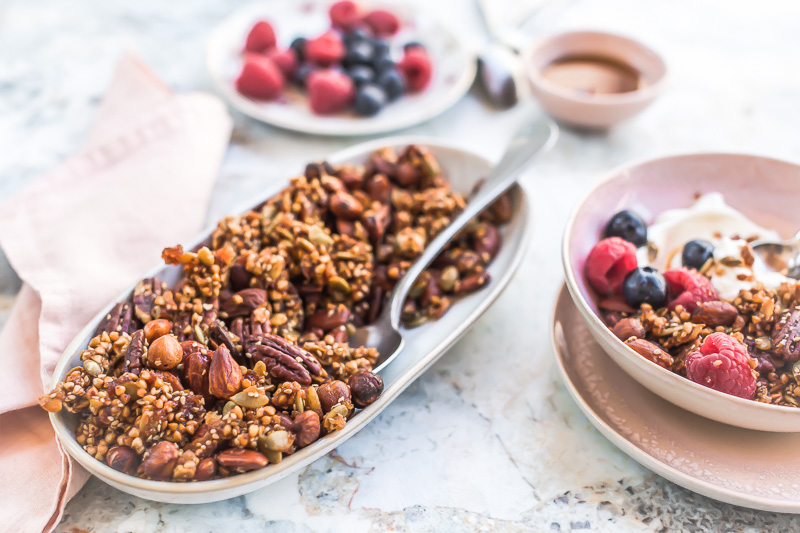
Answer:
(206, 2, 477, 136)
(553, 284, 800, 513)
(50, 137, 532, 503)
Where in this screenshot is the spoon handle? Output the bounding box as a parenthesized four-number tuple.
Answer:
(385, 117, 559, 329)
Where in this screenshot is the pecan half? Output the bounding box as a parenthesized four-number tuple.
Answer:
(133, 277, 167, 323)
(123, 330, 146, 374)
(692, 301, 739, 327)
(217, 448, 268, 472)
(772, 308, 800, 361)
(306, 305, 350, 331)
(97, 302, 135, 336)
(208, 345, 242, 399)
(246, 334, 325, 386)
(220, 288, 268, 319)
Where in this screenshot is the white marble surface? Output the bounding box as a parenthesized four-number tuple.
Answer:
(2, 0, 800, 531)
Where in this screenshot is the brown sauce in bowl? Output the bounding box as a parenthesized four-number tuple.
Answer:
(541, 56, 642, 95)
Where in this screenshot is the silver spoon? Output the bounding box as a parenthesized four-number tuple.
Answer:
(355, 117, 559, 372)
(752, 229, 800, 279)
(474, 0, 520, 109)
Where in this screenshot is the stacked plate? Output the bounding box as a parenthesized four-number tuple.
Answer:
(556, 153, 800, 512)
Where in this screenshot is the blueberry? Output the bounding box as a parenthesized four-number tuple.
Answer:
(374, 56, 395, 74)
(371, 40, 390, 59)
(682, 240, 714, 270)
(345, 40, 374, 67)
(294, 63, 316, 88)
(348, 65, 375, 88)
(290, 37, 307, 62)
(344, 29, 370, 47)
(353, 84, 387, 116)
(604, 210, 647, 247)
(376, 68, 405, 101)
(622, 267, 667, 308)
(403, 41, 425, 52)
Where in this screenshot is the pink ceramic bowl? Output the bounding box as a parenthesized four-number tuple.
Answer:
(562, 153, 800, 432)
(524, 31, 666, 129)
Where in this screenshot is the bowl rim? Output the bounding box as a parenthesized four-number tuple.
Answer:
(48, 135, 533, 497)
(523, 29, 667, 107)
(561, 150, 800, 417)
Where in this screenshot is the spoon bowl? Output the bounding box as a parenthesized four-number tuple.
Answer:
(752, 230, 800, 279)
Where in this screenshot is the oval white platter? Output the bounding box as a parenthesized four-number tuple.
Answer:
(206, 1, 477, 136)
(50, 136, 532, 503)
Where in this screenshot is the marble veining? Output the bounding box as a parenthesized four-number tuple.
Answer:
(2, 0, 800, 531)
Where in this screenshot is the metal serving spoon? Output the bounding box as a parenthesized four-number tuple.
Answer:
(474, 0, 521, 109)
(355, 117, 559, 372)
(752, 229, 800, 280)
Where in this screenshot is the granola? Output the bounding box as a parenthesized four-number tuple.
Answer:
(39, 145, 509, 481)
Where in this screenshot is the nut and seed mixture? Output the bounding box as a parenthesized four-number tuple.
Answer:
(602, 245, 800, 407)
(39, 145, 510, 481)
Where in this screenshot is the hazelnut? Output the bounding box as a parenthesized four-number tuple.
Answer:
(612, 317, 646, 341)
(291, 410, 321, 448)
(316, 380, 351, 413)
(142, 440, 179, 481)
(144, 319, 173, 343)
(147, 335, 183, 370)
(106, 445, 139, 475)
(347, 372, 384, 408)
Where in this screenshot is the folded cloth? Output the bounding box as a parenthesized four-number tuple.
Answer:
(0, 52, 233, 533)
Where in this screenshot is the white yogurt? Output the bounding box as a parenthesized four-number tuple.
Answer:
(638, 192, 792, 300)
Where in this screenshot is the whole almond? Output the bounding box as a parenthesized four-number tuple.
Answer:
(208, 345, 242, 399)
(692, 301, 739, 328)
(625, 338, 673, 369)
(217, 448, 268, 472)
(612, 317, 646, 341)
(194, 457, 217, 481)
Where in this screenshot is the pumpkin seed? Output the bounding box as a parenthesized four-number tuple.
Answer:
(231, 386, 269, 409)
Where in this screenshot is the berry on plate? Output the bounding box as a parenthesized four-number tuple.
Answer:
(306, 31, 346, 67)
(289, 37, 307, 62)
(363, 9, 400, 37)
(329, 1, 362, 32)
(398, 48, 432, 92)
(622, 266, 667, 308)
(663, 267, 718, 312)
(347, 64, 375, 88)
(235, 55, 285, 100)
(604, 210, 647, 247)
(245, 20, 277, 54)
(307, 69, 355, 114)
(584, 237, 638, 296)
(682, 239, 714, 270)
(376, 68, 405, 101)
(686, 332, 756, 399)
(353, 84, 387, 116)
(345, 40, 374, 67)
(266, 48, 298, 79)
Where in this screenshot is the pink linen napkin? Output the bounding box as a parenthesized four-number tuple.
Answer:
(0, 52, 233, 533)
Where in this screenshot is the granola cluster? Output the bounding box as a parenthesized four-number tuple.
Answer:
(39, 145, 509, 481)
(606, 278, 800, 407)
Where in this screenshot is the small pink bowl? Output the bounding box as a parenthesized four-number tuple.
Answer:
(524, 31, 666, 129)
(562, 153, 800, 432)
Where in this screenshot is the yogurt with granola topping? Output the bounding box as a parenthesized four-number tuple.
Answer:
(637, 192, 793, 300)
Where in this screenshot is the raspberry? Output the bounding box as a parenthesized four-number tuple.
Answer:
(235, 55, 285, 100)
(584, 237, 638, 296)
(306, 31, 345, 67)
(686, 332, 756, 399)
(244, 21, 277, 54)
(307, 69, 355, 114)
(398, 48, 433, 92)
(363, 9, 400, 37)
(266, 48, 298, 79)
(663, 267, 718, 313)
(330, 1, 362, 32)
